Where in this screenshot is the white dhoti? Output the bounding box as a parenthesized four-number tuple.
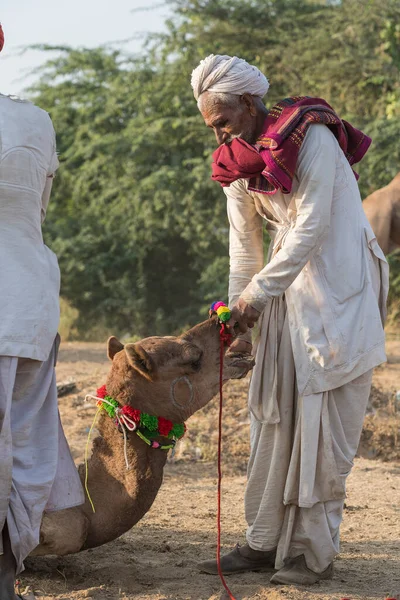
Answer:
(245, 298, 372, 573)
(0, 339, 84, 573)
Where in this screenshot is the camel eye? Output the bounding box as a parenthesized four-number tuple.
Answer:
(191, 358, 202, 372)
(190, 353, 203, 371)
(181, 342, 202, 371)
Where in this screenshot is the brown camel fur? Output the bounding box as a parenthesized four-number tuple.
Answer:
(30, 316, 254, 557)
(363, 172, 400, 254)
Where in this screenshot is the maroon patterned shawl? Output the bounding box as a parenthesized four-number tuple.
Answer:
(211, 96, 371, 195)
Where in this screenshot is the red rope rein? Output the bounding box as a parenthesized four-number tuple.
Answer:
(217, 323, 237, 600)
(215, 316, 368, 600)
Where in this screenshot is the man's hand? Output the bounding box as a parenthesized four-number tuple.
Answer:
(227, 298, 261, 334)
(229, 338, 253, 354)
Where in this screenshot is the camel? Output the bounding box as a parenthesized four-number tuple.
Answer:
(30, 316, 254, 557)
(363, 172, 400, 254)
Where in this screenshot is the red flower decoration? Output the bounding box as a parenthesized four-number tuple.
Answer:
(158, 417, 173, 436)
(97, 384, 107, 399)
(121, 405, 141, 422)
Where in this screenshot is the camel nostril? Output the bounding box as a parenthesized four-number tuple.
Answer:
(225, 353, 255, 372)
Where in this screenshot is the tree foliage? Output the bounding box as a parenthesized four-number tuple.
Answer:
(30, 0, 400, 338)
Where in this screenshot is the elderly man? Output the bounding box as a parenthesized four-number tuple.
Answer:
(191, 55, 388, 585)
(0, 25, 84, 600)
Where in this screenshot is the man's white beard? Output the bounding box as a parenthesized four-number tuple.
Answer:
(226, 129, 255, 145)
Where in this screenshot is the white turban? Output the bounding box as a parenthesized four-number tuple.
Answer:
(191, 54, 269, 101)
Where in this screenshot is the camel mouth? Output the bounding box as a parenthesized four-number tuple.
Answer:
(224, 352, 255, 379)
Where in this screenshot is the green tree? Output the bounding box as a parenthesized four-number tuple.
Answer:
(34, 47, 228, 337)
(30, 0, 400, 337)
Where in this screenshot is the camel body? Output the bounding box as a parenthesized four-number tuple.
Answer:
(31, 318, 254, 557)
(363, 173, 400, 254)
(32, 172, 400, 558)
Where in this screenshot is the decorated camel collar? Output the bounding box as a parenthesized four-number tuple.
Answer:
(94, 384, 186, 451)
(91, 301, 231, 454)
(84, 385, 187, 514)
(84, 301, 232, 514)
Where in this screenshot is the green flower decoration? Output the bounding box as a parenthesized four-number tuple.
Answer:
(102, 396, 119, 418)
(140, 413, 159, 431)
(218, 311, 231, 323)
(169, 423, 185, 439)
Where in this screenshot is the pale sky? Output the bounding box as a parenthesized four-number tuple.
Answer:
(0, 0, 170, 96)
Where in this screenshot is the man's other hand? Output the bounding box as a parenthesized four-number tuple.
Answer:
(228, 298, 261, 334)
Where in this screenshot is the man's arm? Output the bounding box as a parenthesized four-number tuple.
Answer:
(240, 124, 337, 313)
(225, 179, 264, 342)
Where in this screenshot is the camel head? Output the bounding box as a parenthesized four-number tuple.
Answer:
(104, 317, 255, 423)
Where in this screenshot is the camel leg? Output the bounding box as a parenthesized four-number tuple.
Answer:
(390, 202, 400, 249)
(0, 524, 19, 600)
(30, 506, 90, 557)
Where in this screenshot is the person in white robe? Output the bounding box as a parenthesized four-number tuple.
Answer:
(191, 54, 388, 585)
(0, 25, 84, 600)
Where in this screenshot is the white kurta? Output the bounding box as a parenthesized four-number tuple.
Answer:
(224, 123, 388, 572)
(226, 124, 388, 397)
(0, 94, 61, 361)
(0, 95, 84, 573)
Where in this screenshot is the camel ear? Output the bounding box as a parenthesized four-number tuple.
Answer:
(124, 343, 155, 380)
(107, 336, 124, 361)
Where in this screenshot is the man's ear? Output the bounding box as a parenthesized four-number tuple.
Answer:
(124, 343, 155, 380)
(242, 93, 257, 116)
(107, 336, 124, 361)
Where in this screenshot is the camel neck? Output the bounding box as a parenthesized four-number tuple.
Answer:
(81, 414, 169, 549)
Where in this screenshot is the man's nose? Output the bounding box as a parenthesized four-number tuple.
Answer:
(215, 129, 229, 145)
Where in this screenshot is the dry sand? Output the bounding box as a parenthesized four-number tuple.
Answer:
(21, 338, 400, 600)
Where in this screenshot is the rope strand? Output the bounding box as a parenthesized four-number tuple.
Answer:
(217, 323, 237, 600)
(86, 394, 134, 470)
(84, 405, 101, 513)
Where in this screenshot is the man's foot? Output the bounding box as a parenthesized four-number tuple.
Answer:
(270, 554, 333, 585)
(15, 583, 36, 599)
(198, 543, 276, 575)
(0, 532, 18, 600)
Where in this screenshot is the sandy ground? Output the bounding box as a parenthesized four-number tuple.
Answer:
(21, 338, 400, 600)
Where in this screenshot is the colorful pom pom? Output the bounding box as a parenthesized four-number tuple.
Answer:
(140, 413, 159, 431)
(210, 301, 231, 322)
(158, 417, 174, 436)
(0, 25, 4, 54)
(213, 301, 226, 311)
(97, 384, 107, 399)
(100, 396, 119, 418)
(95, 383, 186, 450)
(121, 405, 141, 422)
(216, 305, 231, 323)
(218, 311, 231, 323)
(169, 423, 185, 439)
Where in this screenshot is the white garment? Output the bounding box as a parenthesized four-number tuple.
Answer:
(226, 124, 388, 398)
(0, 94, 84, 573)
(191, 54, 270, 101)
(245, 301, 372, 572)
(224, 122, 387, 572)
(0, 94, 60, 361)
(0, 340, 84, 573)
